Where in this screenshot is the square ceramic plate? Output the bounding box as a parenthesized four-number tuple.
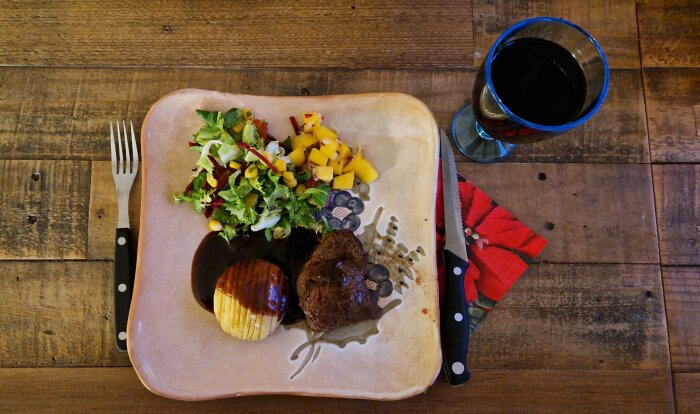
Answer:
(128, 89, 441, 401)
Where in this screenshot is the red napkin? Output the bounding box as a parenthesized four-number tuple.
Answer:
(436, 168, 548, 330)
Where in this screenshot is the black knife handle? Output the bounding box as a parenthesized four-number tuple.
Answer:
(114, 228, 134, 351)
(441, 248, 471, 386)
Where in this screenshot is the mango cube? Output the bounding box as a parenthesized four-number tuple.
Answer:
(313, 125, 337, 142)
(291, 133, 317, 150)
(308, 148, 329, 166)
(328, 157, 345, 175)
(338, 142, 352, 159)
(332, 171, 354, 190)
(302, 113, 321, 132)
(319, 141, 338, 159)
(343, 156, 361, 173)
(288, 147, 306, 166)
(350, 158, 378, 184)
(314, 166, 334, 182)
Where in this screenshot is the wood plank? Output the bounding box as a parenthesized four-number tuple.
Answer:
(637, 0, 700, 68)
(652, 165, 700, 265)
(0, 261, 131, 367)
(644, 69, 700, 162)
(662, 266, 700, 372)
(0, 367, 674, 413)
(458, 163, 659, 264)
(674, 373, 700, 414)
(87, 162, 141, 260)
(473, 0, 640, 69)
(0, 0, 472, 69)
(0, 67, 649, 163)
(470, 264, 669, 370)
(0, 160, 90, 259)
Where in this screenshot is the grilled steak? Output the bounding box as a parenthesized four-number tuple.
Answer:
(296, 230, 381, 331)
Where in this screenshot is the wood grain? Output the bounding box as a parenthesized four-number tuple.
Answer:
(662, 266, 700, 372)
(674, 373, 700, 414)
(0, 0, 472, 69)
(458, 163, 659, 264)
(0, 261, 131, 367)
(652, 165, 700, 265)
(87, 162, 141, 260)
(470, 264, 669, 370)
(472, 0, 640, 69)
(0, 367, 674, 413)
(637, 0, 700, 68)
(0, 161, 90, 259)
(644, 68, 700, 162)
(0, 67, 648, 163)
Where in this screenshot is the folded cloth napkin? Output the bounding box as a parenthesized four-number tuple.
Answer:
(436, 168, 548, 333)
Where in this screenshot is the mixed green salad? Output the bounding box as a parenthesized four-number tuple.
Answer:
(173, 108, 331, 241)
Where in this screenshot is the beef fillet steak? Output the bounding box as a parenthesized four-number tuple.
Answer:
(296, 230, 381, 331)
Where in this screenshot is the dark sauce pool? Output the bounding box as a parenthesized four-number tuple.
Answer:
(191, 229, 319, 325)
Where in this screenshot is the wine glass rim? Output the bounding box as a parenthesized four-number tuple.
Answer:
(484, 16, 610, 133)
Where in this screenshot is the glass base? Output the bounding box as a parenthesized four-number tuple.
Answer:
(451, 104, 516, 163)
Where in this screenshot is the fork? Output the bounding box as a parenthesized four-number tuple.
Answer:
(110, 121, 139, 351)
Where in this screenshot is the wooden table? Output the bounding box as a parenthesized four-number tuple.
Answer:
(1, 1, 698, 412)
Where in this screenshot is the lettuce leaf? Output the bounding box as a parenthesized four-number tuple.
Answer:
(299, 184, 331, 208)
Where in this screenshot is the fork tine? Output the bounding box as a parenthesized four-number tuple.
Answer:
(110, 122, 117, 175)
(130, 121, 139, 172)
(116, 121, 124, 174)
(122, 120, 131, 174)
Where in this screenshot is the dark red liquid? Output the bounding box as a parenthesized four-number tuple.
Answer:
(491, 37, 586, 126)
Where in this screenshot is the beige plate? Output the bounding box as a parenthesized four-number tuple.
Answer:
(127, 89, 441, 401)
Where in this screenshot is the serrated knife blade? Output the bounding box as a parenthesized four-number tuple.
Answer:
(439, 129, 471, 386)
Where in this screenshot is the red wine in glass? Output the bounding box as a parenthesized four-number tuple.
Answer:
(453, 17, 609, 162)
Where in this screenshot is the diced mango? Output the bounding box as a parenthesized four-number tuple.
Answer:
(291, 133, 317, 150)
(343, 156, 361, 173)
(314, 166, 334, 182)
(228, 161, 242, 170)
(288, 147, 306, 166)
(338, 142, 352, 159)
(274, 159, 286, 172)
(295, 184, 306, 195)
(319, 141, 338, 159)
(328, 157, 345, 175)
(313, 125, 338, 142)
(350, 158, 379, 184)
(302, 112, 321, 132)
(332, 171, 354, 190)
(308, 148, 328, 166)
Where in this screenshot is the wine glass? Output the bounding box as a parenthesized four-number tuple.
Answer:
(452, 17, 610, 162)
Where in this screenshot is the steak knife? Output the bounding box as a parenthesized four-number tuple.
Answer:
(439, 129, 471, 386)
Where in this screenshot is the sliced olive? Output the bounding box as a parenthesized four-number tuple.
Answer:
(377, 279, 393, 297)
(366, 263, 389, 282)
(328, 217, 343, 229)
(346, 197, 364, 215)
(341, 215, 361, 231)
(333, 191, 351, 207)
(320, 208, 334, 221)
